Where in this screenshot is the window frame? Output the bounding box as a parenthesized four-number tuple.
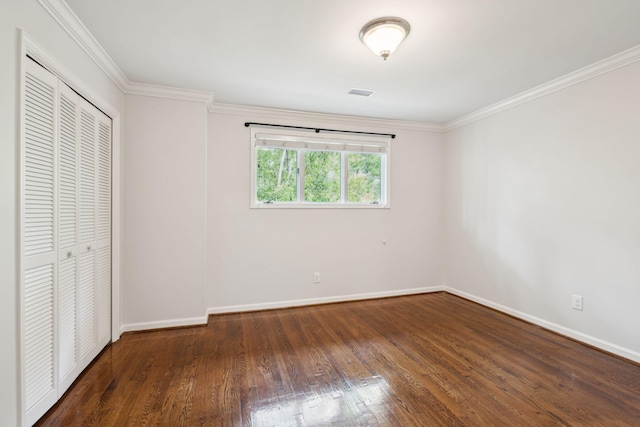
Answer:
(250, 127, 391, 209)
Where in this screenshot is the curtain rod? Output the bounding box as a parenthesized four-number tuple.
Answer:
(244, 122, 396, 139)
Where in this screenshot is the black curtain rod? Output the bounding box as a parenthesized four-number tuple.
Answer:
(244, 122, 396, 139)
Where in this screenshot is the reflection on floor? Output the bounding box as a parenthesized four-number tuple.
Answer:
(36, 292, 640, 426)
(252, 375, 388, 426)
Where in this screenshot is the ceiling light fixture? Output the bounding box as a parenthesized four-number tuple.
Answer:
(359, 17, 410, 60)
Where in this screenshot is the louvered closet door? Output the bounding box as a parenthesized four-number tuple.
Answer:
(22, 58, 59, 426)
(77, 98, 112, 370)
(22, 57, 113, 426)
(57, 83, 80, 393)
(96, 112, 112, 347)
(77, 99, 99, 367)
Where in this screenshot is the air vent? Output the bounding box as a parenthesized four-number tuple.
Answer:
(348, 88, 375, 97)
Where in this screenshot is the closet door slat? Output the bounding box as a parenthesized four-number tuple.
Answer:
(23, 263, 55, 411)
(24, 68, 56, 258)
(79, 108, 96, 245)
(58, 90, 78, 251)
(78, 249, 96, 359)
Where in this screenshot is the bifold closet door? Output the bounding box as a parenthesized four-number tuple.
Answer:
(22, 57, 112, 426)
(22, 57, 60, 425)
(57, 82, 80, 392)
(95, 105, 112, 349)
(77, 97, 112, 371)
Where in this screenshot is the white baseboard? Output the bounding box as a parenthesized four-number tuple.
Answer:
(444, 287, 640, 364)
(118, 286, 443, 335)
(118, 286, 640, 365)
(207, 286, 445, 315)
(120, 315, 208, 335)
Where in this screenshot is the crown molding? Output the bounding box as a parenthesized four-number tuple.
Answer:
(444, 43, 640, 131)
(126, 82, 214, 106)
(210, 103, 446, 133)
(38, 0, 215, 106)
(38, 0, 129, 91)
(41, 0, 640, 132)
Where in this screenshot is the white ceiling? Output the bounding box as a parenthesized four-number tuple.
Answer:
(64, 0, 640, 124)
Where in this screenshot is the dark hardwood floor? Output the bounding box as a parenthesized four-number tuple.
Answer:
(37, 292, 640, 426)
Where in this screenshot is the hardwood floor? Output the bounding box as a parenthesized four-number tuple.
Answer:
(37, 292, 640, 426)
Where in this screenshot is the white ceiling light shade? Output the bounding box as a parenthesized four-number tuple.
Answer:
(359, 17, 411, 60)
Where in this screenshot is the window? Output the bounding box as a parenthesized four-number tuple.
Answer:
(251, 128, 390, 208)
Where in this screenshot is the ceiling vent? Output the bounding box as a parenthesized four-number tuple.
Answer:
(348, 88, 375, 97)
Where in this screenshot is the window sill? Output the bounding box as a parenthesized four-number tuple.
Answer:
(251, 202, 390, 209)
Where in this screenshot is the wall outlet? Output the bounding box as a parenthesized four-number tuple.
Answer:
(572, 294, 583, 311)
(313, 272, 320, 283)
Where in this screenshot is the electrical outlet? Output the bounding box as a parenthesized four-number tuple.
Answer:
(572, 294, 583, 311)
(313, 272, 320, 283)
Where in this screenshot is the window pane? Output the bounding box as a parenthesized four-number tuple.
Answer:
(257, 147, 297, 202)
(304, 151, 341, 202)
(347, 153, 382, 203)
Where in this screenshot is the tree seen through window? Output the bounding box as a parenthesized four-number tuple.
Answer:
(256, 147, 384, 204)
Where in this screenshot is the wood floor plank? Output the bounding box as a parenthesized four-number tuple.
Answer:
(36, 293, 640, 426)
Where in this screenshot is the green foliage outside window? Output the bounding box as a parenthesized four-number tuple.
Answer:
(256, 148, 297, 202)
(348, 153, 381, 203)
(304, 151, 341, 202)
(256, 147, 383, 204)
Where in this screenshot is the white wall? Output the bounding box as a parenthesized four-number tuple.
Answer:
(444, 60, 640, 361)
(1, 1, 125, 425)
(122, 95, 208, 329)
(207, 109, 444, 311)
(120, 101, 445, 324)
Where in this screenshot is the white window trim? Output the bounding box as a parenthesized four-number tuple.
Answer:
(250, 127, 391, 209)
